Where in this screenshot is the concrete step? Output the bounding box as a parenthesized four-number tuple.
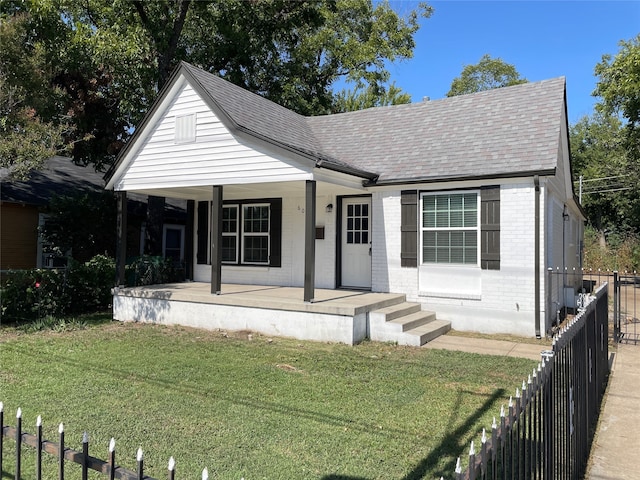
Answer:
(405, 320, 451, 346)
(388, 310, 437, 332)
(369, 301, 449, 346)
(370, 301, 422, 321)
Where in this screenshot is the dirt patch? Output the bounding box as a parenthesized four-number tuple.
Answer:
(276, 363, 303, 373)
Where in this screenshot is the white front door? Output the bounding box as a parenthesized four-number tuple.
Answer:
(341, 197, 372, 289)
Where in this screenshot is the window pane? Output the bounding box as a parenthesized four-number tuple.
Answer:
(222, 236, 237, 262)
(222, 206, 238, 233)
(436, 211, 448, 228)
(362, 232, 368, 244)
(244, 206, 269, 233)
(244, 236, 268, 263)
(362, 204, 369, 216)
(450, 210, 463, 228)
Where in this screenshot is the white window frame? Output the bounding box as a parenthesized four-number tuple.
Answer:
(420, 190, 480, 266)
(222, 204, 239, 264)
(240, 203, 270, 265)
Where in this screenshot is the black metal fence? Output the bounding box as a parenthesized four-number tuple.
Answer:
(454, 283, 609, 479)
(0, 406, 208, 480)
(546, 267, 640, 345)
(613, 271, 640, 344)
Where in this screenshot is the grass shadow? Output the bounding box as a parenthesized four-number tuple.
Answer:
(402, 388, 506, 480)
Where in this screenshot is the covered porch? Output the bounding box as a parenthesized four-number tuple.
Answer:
(112, 282, 407, 345)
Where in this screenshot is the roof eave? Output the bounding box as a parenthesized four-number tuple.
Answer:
(365, 168, 557, 187)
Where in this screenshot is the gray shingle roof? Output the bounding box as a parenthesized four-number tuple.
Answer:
(306, 78, 566, 183)
(1, 156, 105, 206)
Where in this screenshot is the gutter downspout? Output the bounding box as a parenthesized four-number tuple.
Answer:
(534, 176, 541, 338)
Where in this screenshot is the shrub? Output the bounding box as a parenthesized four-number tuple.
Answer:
(0, 255, 115, 324)
(583, 226, 640, 272)
(125, 255, 185, 286)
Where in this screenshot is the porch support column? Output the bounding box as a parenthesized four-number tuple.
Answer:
(304, 180, 316, 303)
(185, 200, 195, 281)
(211, 186, 223, 295)
(115, 191, 127, 287)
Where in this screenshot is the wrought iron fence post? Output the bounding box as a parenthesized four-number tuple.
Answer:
(0, 402, 4, 477)
(547, 268, 553, 335)
(613, 271, 619, 343)
(15, 408, 21, 480)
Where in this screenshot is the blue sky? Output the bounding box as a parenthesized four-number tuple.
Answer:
(385, 1, 640, 123)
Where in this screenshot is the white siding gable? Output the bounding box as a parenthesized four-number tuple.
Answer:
(114, 81, 313, 192)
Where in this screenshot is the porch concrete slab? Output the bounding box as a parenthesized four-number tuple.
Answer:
(423, 334, 547, 362)
(114, 282, 406, 317)
(586, 344, 640, 480)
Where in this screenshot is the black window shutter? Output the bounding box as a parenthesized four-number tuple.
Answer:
(196, 201, 209, 265)
(269, 198, 282, 267)
(401, 190, 418, 268)
(481, 186, 500, 270)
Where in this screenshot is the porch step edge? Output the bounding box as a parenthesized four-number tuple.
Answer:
(406, 320, 451, 346)
(370, 302, 422, 321)
(388, 311, 437, 332)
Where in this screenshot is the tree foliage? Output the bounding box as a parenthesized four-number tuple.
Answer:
(0, 0, 431, 175)
(0, 14, 71, 179)
(570, 113, 640, 234)
(594, 34, 640, 162)
(333, 82, 411, 112)
(447, 54, 527, 97)
(39, 191, 118, 264)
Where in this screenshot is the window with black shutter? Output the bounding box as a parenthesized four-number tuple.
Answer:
(401, 190, 418, 267)
(480, 186, 500, 270)
(195, 198, 282, 267)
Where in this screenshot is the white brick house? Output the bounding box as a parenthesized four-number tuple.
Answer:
(106, 62, 584, 341)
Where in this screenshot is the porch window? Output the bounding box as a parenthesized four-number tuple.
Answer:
(163, 224, 185, 263)
(421, 192, 479, 265)
(242, 204, 270, 264)
(222, 205, 239, 263)
(198, 198, 281, 267)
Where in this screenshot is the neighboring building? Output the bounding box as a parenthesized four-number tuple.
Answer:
(106, 62, 585, 338)
(1, 156, 186, 271)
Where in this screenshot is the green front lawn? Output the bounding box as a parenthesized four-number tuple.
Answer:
(0, 317, 535, 480)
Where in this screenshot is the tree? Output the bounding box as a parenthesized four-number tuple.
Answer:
(0, 14, 71, 179)
(594, 34, 640, 163)
(39, 191, 118, 264)
(1, 0, 431, 176)
(333, 82, 411, 112)
(570, 112, 640, 236)
(447, 54, 527, 97)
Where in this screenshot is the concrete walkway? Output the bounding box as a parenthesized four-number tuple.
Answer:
(423, 334, 548, 362)
(586, 343, 640, 480)
(424, 334, 640, 480)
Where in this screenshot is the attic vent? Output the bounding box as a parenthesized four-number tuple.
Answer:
(175, 114, 196, 143)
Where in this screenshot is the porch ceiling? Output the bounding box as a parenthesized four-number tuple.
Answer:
(122, 180, 367, 201)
